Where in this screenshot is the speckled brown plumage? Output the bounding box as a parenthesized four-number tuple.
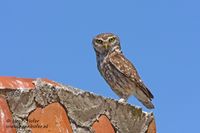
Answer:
(92, 33, 154, 109)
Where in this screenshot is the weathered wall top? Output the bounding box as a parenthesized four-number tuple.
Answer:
(0, 76, 156, 133)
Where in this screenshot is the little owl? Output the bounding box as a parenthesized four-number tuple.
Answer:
(92, 33, 154, 109)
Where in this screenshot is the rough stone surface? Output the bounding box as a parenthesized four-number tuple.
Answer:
(0, 78, 155, 133)
(57, 83, 154, 133)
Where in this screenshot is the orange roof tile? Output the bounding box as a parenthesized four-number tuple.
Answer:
(0, 96, 16, 133)
(0, 76, 34, 89)
(92, 115, 115, 133)
(147, 119, 156, 133)
(28, 102, 73, 133)
(0, 76, 60, 90)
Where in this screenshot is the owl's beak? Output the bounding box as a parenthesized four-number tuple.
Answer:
(103, 44, 109, 49)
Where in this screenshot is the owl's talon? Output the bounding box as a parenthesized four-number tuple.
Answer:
(118, 98, 127, 103)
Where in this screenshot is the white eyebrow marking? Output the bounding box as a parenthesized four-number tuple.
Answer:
(102, 36, 116, 43)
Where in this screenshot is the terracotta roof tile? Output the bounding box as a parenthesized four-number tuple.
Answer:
(0, 76, 60, 90)
(147, 119, 156, 133)
(0, 76, 34, 90)
(92, 115, 115, 133)
(28, 102, 73, 133)
(0, 96, 16, 133)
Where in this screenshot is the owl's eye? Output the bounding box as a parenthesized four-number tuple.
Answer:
(108, 37, 116, 43)
(95, 39, 103, 44)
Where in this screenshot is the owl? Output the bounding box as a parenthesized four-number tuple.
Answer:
(92, 33, 154, 109)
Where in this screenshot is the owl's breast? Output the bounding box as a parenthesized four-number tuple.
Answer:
(98, 56, 114, 82)
(99, 56, 136, 98)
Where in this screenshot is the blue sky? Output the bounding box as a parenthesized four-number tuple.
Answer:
(0, 0, 199, 132)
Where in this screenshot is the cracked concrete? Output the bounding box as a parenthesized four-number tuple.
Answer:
(0, 78, 155, 133)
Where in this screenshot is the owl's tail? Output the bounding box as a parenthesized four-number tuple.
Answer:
(139, 99, 155, 109)
(135, 87, 155, 109)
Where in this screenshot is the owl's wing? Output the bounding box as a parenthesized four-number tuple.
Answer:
(109, 52, 154, 99)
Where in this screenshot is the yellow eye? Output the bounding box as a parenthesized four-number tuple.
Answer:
(108, 37, 116, 43)
(95, 39, 103, 44)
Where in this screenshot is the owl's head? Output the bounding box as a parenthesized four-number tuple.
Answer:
(92, 33, 121, 55)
